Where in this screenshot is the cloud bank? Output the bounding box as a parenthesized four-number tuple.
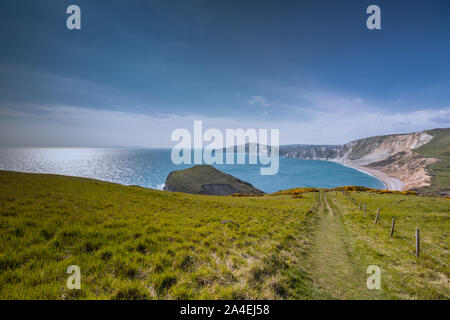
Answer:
(0, 105, 448, 147)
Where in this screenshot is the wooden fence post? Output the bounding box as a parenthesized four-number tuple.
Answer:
(390, 218, 396, 237)
(374, 208, 380, 224)
(358, 202, 361, 210)
(416, 229, 420, 258)
(363, 203, 366, 214)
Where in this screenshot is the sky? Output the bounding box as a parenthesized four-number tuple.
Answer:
(0, 0, 449, 147)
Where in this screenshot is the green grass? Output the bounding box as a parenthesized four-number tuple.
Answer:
(307, 192, 385, 300)
(415, 128, 450, 196)
(0, 171, 323, 300)
(0, 171, 448, 300)
(327, 191, 449, 299)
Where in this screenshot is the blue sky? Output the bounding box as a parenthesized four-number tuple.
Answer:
(0, 0, 449, 147)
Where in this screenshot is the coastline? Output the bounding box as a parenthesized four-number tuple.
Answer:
(332, 160, 405, 191)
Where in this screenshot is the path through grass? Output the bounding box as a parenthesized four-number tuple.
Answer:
(1, 171, 447, 299)
(308, 191, 385, 299)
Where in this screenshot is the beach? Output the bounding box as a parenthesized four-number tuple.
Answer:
(330, 160, 405, 191)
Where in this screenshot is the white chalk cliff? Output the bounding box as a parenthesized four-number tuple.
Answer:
(282, 131, 440, 191)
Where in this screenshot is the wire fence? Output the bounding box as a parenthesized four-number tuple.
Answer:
(338, 191, 449, 269)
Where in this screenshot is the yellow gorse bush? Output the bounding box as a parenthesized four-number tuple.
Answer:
(332, 186, 417, 195)
(270, 188, 319, 196)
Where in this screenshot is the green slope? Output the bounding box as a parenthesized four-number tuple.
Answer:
(326, 191, 449, 299)
(0, 171, 321, 299)
(0, 171, 448, 300)
(415, 128, 450, 196)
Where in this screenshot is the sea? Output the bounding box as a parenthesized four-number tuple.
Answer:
(0, 148, 384, 193)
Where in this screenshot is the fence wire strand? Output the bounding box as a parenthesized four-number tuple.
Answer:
(340, 193, 450, 269)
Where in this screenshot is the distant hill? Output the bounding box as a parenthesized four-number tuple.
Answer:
(164, 165, 264, 195)
(413, 128, 450, 196)
(221, 143, 277, 155)
(281, 128, 450, 196)
(221, 128, 449, 196)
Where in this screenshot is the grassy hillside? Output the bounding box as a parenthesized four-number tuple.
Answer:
(0, 171, 448, 299)
(415, 128, 450, 196)
(326, 191, 449, 299)
(0, 171, 321, 299)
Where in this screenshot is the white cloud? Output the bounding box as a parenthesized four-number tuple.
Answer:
(0, 105, 448, 147)
(248, 96, 271, 107)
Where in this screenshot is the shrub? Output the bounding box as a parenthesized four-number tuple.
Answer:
(271, 188, 319, 196)
(331, 186, 417, 195)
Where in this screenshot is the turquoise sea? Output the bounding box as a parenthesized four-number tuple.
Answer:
(0, 148, 384, 193)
